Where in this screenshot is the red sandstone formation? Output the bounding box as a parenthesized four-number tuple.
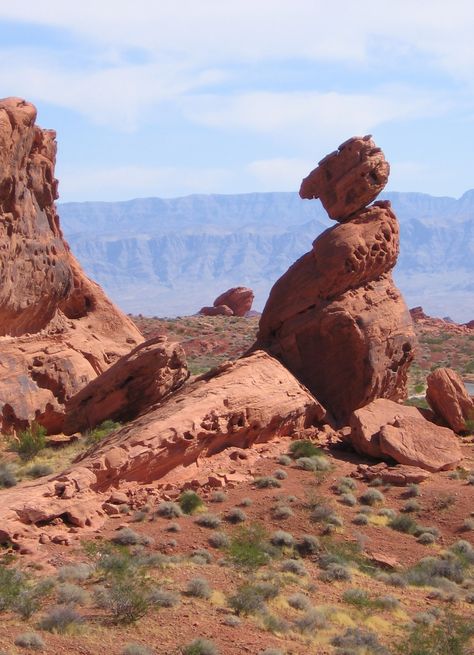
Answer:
(349, 398, 462, 471)
(426, 367, 474, 433)
(255, 138, 415, 423)
(64, 336, 189, 434)
(299, 135, 390, 221)
(214, 287, 254, 317)
(0, 98, 142, 433)
(0, 351, 325, 548)
(199, 305, 233, 317)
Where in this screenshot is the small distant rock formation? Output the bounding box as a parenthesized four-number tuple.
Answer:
(64, 337, 189, 435)
(0, 98, 143, 433)
(349, 398, 462, 472)
(255, 136, 415, 422)
(200, 286, 254, 317)
(426, 367, 474, 433)
(465, 320, 474, 330)
(409, 306, 429, 321)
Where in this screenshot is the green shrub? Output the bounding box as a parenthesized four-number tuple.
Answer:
(11, 424, 46, 460)
(86, 420, 121, 445)
(289, 440, 321, 458)
(181, 638, 218, 655)
(228, 583, 275, 615)
(227, 523, 270, 569)
(394, 611, 474, 655)
(0, 565, 26, 612)
(0, 462, 18, 488)
(179, 490, 204, 515)
(389, 514, 418, 534)
(94, 578, 150, 624)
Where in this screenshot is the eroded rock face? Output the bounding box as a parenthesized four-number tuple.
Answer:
(199, 305, 233, 317)
(214, 287, 254, 316)
(349, 398, 462, 471)
(256, 142, 415, 423)
(299, 135, 390, 221)
(0, 351, 325, 547)
(64, 337, 189, 434)
(0, 98, 142, 433)
(426, 367, 474, 433)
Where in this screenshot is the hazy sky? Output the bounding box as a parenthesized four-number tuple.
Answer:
(1, 1, 474, 201)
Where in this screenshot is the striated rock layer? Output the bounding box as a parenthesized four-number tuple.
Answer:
(0, 351, 325, 547)
(256, 159, 416, 423)
(0, 98, 142, 433)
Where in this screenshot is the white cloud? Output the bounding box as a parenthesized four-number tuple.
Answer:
(247, 158, 314, 190)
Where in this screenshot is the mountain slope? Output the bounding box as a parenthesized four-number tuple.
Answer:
(58, 191, 474, 321)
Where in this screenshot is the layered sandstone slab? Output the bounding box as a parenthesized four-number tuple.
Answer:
(0, 98, 142, 433)
(0, 351, 325, 546)
(299, 135, 390, 221)
(426, 367, 474, 433)
(64, 336, 189, 434)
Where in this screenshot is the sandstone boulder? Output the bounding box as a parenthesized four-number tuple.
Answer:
(199, 305, 233, 317)
(0, 98, 142, 433)
(64, 337, 189, 434)
(426, 367, 474, 433)
(214, 287, 254, 317)
(299, 135, 390, 221)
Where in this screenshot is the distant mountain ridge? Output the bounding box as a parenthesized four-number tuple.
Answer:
(58, 191, 474, 322)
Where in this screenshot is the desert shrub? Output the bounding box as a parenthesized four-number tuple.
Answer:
(210, 491, 227, 503)
(122, 645, 154, 655)
(319, 563, 351, 582)
(226, 508, 247, 524)
(86, 419, 120, 445)
(402, 500, 421, 513)
(194, 513, 221, 529)
(0, 565, 26, 612)
(280, 559, 306, 576)
(181, 638, 218, 655)
(310, 501, 335, 524)
(272, 505, 293, 520)
(190, 549, 213, 565)
(262, 612, 290, 634)
(378, 508, 397, 519)
(95, 577, 150, 623)
(39, 605, 83, 633)
(389, 514, 418, 534)
(179, 490, 204, 515)
(404, 484, 420, 498)
(463, 518, 474, 531)
(208, 531, 229, 549)
(0, 462, 18, 488)
(432, 493, 456, 511)
(377, 594, 400, 610)
(287, 593, 311, 610)
(376, 572, 407, 587)
(131, 510, 147, 523)
(413, 525, 439, 538)
(394, 611, 474, 655)
(418, 532, 437, 545)
(450, 540, 474, 563)
(289, 440, 321, 458)
(368, 477, 384, 487)
(57, 563, 92, 583)
(155, 501, 183, 518)
(293, 607, 327, 633)
(277, 454, 292, 466)
(274, 469, 288, 480)
(223, 614, 241, 626)
(260, 650, 285, 655)
(353, 513, 369, 525)
(148, 588, 179, 608)
(228, 524, 270, 569)
(57, 583, 88, 606)
(467, 476, 474, 485)
(295, 534, 320, 557)
(343, 587, 372, 608)
(340, 492, 357, 507)
(239, 497, 253, 507)
(228, 585, 266, 615)
(184, 577, 211, 599)
(254, 476, 281, 489)
(11, 424, 46, 460)
(332, 626, 388, 654)
(166, 523, 181, 534)
(112, 527, 151, 546)
(407, 557, 465, 586)
(14, 632, 45, 650)
(359, 489, 384, 506)
(335, 476, 357, 494)
(270, 530, 294, 548)
(26, 463, 54, 478)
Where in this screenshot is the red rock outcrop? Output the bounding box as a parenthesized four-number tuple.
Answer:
(0, 351, 325, 548)
(0, 98, 143, 433)
(426, 367, 474, 433)
(349, 398, 462, 471)
(63, 336, 189, 434)
(213, 287, 254, 317)
(199, 305, 233, 317)
(255, 138, 415, 423)
(299, 135, 390, 221)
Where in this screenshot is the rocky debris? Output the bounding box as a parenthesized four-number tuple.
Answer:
(0, 351, 325, 547)
(426, 367, 474, 433)
(355, 462, 431, 485)
(199, 287, 254, 317)
(199, 304, 233, 317)
(256, 138, 415, 422)
(379, 416, 462, 472)
(299, 135, 390, 221)
(349, 398, 462, 471)
(64, 336, 189, 434)
(0, 98, 142, 433)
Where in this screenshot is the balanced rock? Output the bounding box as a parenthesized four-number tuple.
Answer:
(64, 336, 189, 434)
(199, 304, 233, 317)
(299, 135, 390, 221)
(426, 367, 474, 433)
(256, 139, 415, 423)
(214, 286, 254, 317)
(0, 98, 142, 433)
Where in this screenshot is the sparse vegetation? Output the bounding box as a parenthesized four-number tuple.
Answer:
(10, 424, 46, 460)
(179, 490, 204, 514)
(289, 440, 322, 459)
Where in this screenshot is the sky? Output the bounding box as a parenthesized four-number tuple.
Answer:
(1, 1, 474, 202)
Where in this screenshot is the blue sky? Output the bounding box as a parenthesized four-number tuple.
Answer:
(1, 1, 474, 202)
